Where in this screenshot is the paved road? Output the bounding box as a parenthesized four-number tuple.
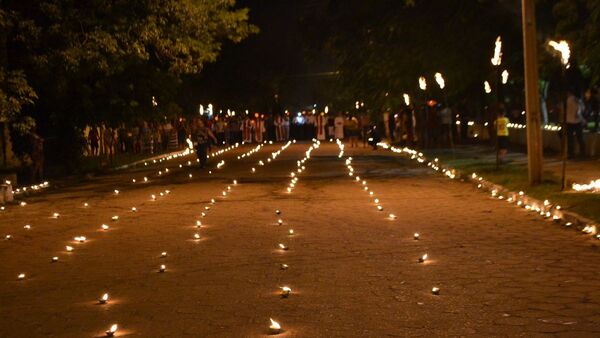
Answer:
(1, 142, 600, 337)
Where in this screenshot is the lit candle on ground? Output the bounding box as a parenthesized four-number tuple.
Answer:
(83, 202, 89, 207)
(159, 264, 166, 272)
(66, 246, 74, 252)
(106, 324, 118, 337)
(18, 273, 26, 280)
(211, 199, 215, 204)
(278, 243, 289, 251)
(189, 174, 193, 178)
(281, 286, 292, 298)
(51, 256, 58, 262)
(288, 229, 294, 235)
(205, 206, 210, 210)
(132, 179, 136, 183)
(374, 198, 379, 204)
(196, 220, 202, 227)
(53, 212, 60, 218)
(233, 180, 238, 185)
(414, 233, 420, 240)
(201, 212, 206, 218)
(431, 287, 440, 295)
(389, 214, 396, 219)
(24, 225, 31, 230)
(74, 236, 86, 243)
(20, 201, 27, 206)
(151, 194, 156, 200)
(194, 233, 200, 240)
(269, 318, 281, 334)
(377, 205, 383, 211)
(277, 219, 283, 225)
(131, 207, 137, 212)
(102, 224, 109, 230)
(287, 187, 291, 193)
(114, 190, 119, 195)
(418, 254, 428, 263)
(280, 263, 289, 270)
(99, 293, 109, 304)
(161, 252, 167, 257)
(276, 210, 281, 215)
(112, 216, 119, 221)
(222, 191, 227, 196)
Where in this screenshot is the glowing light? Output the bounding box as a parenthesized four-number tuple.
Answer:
(484, 81, 492, 94)
(278, 243, 289, 251)
(269, 318, 281, 334)
(194, 233, 200, 240)
(403, 93, 410, 106)
(52, 256, 58, 262)
(131, 207, 137, 212)
(281, 286, 292, 298)
(414, 233, 420, 240)
(106, 324, 118, 337)
(419, 76, 427, 90)
(434, 72, 445, 89)
(114, 190, 120, 195)
(99, 293, 109, 304)
(280, 264, 289, 270)
(53, 212, 60, 218)
(432, 287, 440, 295)
(572, 179, 600, 192)
(161, 252, 167, 257)
(501, 70, 509, 84)
(159, 264, 166, 272)
(101, 224, 109, 230)
(548, 40, 571, 67)
(418, 254, 428, 263)
(18, 273, 25, 280)
(491, 36, 502, 66)
(66, 246, 74, 252)
(288, 229, 294, 235)
(389, 214, 396, 219)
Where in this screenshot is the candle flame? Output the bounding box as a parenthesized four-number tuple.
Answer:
(484, 81, 492, 94)
(269, 318, 281, 330)
(419, 76, 427, 90)
(501, 70, 509, 84)
(403, 93, 410, 106)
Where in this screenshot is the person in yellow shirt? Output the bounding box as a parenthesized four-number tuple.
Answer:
(496, 110, 510, 163)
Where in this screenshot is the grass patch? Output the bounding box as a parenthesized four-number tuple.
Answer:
(430, 150, 600, 223)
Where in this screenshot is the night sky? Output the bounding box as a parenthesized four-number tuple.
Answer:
(195, 0, 334, 112)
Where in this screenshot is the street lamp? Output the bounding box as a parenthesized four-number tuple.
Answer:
(548, 39, 571, 190)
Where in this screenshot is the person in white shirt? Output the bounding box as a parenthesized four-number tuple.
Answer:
(334, 113, 345, 139)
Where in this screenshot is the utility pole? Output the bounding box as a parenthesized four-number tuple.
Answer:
(521, 0, 543, 185)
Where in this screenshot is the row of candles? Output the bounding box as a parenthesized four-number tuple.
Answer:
(252, 141, 293, 174)
(336, 140, 440, 296)
(376, 142, 598, 240)
(269, 140, 321, 334)
(6, 142, 251, 337)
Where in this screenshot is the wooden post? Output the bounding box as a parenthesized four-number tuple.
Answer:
(521, 0, 543, 185)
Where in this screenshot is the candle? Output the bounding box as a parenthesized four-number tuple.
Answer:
(233, 180, 238, 185)
(159, 264, 166, 272)
(374, 198, 379, 204)
(144, 177, 148, 182)
(431, 287, 440, 295)
(278, 243, 288, 251)
(281, 286, 292, 298)
(112, 216, 119, 221)
(275, 210, 281, 215)
(74, 236, 86, 243)
(114, 190, 119, 195)
(205, 206, 210, 210)
(131, 207, 137, 212)
(151, 194, 156, 200)
(83, 202, 89, 207)
(269, 318, 281, 334)
(5, 234, 11, 240)
(194, 233, 201, 240)
(132, 179, 136, 183)
(51, 256, 58, 262)
(288, 229, 294, 235)
(389, 214, 396, 219)
(196, 220, 202, 227)
(377, 205, 383, 211)
(99, 293, 109, 304)
(106, 324, 118, 337)
(102, 224, 109, 230)
(211, 199, 216, 204)
(414, 233, 420, 240)
(66, 246, 74, 252)
(280, 263, 289, 270)
(286, 187, 291, 193)
(161, 252, 167, 257)
(53, 212, 60, 218)
(222, 191, 227, 196)
(189, 174, 193, 178)
(277, 219, 283, 225)
(418, 254, 428, 263)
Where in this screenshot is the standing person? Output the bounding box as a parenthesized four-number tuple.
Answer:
(274, 114, 284, 141)
(316, 112, 327, 141)
(327, 115, 335, 140)
(283, 113, 290, 141)
(438, 104, 452, 147)
(241, 115, 253, 143)
(584, 88, 599, 132)
(89, 126, 100, 156)
(31, 133, 44, 182)
(334, 113, 345, 139)
(360, 113, 370, 147)
(254, 114, 266, 143)
(566, 90, 586, 158)
(214, 117, 225, 146)
(495, 110, 510, 163)
(346, 116, 360, 147)
(103, 126, 115, 162)
(192, 118, 217, 169)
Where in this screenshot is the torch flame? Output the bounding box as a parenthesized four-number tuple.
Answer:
(501, 70, 509, 84)
(419, 76, 427, 91)
(434, 72, 445, 89)
(491, 36, 502, 66)
(548, 40, 571, 67)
